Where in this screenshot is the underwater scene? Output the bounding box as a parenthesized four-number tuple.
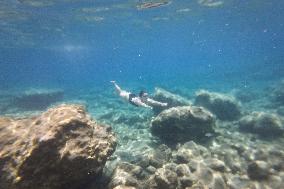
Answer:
(0, 0, 284, 189)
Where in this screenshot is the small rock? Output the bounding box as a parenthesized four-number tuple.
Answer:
(109, 162, 142, 188)
(267, 175, 283, 189)
(247, 160, 270, 180)
(179, 176, 194, 188)
(154, 168, 178, 189)
(187, 160, 199, 173)
(197, 165, 214, 185)
(212, 173, 226, 189)
(204, 158, 226, 172)
(173, 150, 192, 164)
(149, 145, 171, 168)
(227, 175, 252, 189)
(146, 166, 156, 174)
(163, 163, 178, 172)
(176, 164, 191, 177)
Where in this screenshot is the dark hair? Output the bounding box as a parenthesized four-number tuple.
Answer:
(139, 90, 147, 97)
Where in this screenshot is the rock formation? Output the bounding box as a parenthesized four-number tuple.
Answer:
(239, 111, 284, 137)
(151, 106, 215, 144)
(195, 90, 242, 121)
(0, 104, 116, 189)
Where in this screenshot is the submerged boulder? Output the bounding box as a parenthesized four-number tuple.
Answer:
(152, 87, 192, 114)
(194, 90, 241, 121)
(0, 104, 116, 189)
(12, 88, 64, 110)
(239, 112, 284, 137)
(151, 106, 215, 144)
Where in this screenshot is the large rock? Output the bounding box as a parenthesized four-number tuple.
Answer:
(194, 90, 242, 121)
(151, 106, 215, 144)
(0, 104, 116, 189)
(12, 89, 64, 110)
(152, 88, 192, 115)
(239, 112, 284, 137)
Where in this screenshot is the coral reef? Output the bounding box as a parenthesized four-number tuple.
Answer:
(151, 106, 215, 144)
(152, 87, 192, 114)
(0, 104, 116, 189)
(239, 111, 284, 137)
(195, 90, 242, 121)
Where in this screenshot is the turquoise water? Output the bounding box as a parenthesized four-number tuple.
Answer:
(1, 1, 284, 189)
(1, 0, 283, 91)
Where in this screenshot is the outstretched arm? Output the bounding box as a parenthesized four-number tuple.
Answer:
(131, 97, 153, 109)
(139, 102, 153, 109)
(110, 81, 130, 101)
(110, 81, 122, 94)
(146, 98, 168, 107)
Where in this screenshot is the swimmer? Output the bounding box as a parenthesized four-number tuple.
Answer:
(110, 81, 168, 109)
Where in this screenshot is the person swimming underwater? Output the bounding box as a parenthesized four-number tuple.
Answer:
(110, 81, 168, 109)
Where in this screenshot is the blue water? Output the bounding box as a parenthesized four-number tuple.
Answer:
(0, 0, 283, 92)
(1, 1, 284, 188)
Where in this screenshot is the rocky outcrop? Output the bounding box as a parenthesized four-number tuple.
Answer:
(151, 106, 215, 144)
(12, 89, 64, 110)
(239, 112, 284, 137)
(0, 104, 116, 189)
(152, 88, 192, 114)
(195, 90, 242, 121)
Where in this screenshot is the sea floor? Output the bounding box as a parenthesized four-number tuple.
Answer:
(0, 80, 284, 189)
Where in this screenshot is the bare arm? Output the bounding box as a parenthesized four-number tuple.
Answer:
(131, 97, 152, 109)
(110, 81, 130, 100)
(110, 81, 122, 94)
(146, 98, 167, 107)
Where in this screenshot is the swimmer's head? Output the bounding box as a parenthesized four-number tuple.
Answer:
(139, 90, 148, 98)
